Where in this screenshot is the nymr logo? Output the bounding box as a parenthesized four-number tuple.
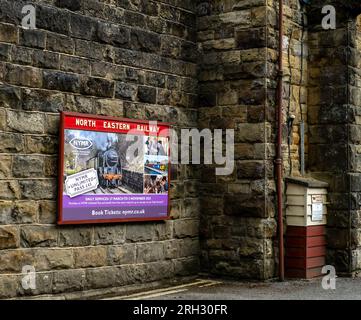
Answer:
(70, 138, 93, 150)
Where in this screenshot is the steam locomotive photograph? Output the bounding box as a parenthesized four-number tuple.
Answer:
(63, 129, 144, 195)
(86, 149, 122, 189)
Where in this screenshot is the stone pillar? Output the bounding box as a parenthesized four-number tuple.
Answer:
(197, 0, 277, 280)
(307, 1, 361, 274)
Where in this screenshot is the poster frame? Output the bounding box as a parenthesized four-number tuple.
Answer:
(57, 111, 172, 225)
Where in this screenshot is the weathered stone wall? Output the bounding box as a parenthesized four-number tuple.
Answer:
(281, 0, 308, 176)
(197, 0, 277, 280)
(2, 0, 361, 297)
(122, 170, 143, 193)
(0, 0, 200, 298)
(352, 16, 361, 275)
(307, 7, 351, 274)
(307, 1, 361, 275)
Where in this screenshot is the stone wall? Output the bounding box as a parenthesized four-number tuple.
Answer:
(306, 1, 360, 275)
(195, 0, 361, 279)
(352, 16, 361, 275)
(197, 0, 277, 280)
(282, 0, 308, 176)
(0, 0, 200, 298)
(195, 0, 307, 281)
(2, 0, 361, 298)
(122, 169, 143, 193)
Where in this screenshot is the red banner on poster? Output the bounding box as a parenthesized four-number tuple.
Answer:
(64, 115, 170, 136)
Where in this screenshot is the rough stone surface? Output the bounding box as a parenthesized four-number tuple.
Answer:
(0, 226, 19, 249)
(1, 0, 360, 299)
(198, 0, 278, 280)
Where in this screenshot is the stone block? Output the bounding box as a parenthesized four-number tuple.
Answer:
(0, 43, 11, 61)
(19, 29, 46, 49)
(0, 249, 34, 272)
(85, 267, 118, 289)
(45, 114, 60, 135)
(35, 248, 74, 270)
(146, 72, 166, 88)
(74, 247, 107, 268)
(107, 244, 136, 265)
(96, 22, 130, 47)
(91, 61, 125, 80)
(19, 179, 57, 200)
(236, 161, 265, 179)
(125, 224, 155, 242)
(60, 55, 90, 75)
(236, 123, 267, 143)
(0, 132, 23, 153)
(55, 0, 81, 11)
(81, 77, 114, 98)
(53, 269, 86, 293)
(65, 94, 95, 113)
(6, 65, 42, 87)
(44, 156, 58, 177)
(25, 135, 58, 154)
(173, 219, 199, 238)
(224, 194, 267, 217)
(154, 221, 173, 240)
(13, 155, 44, 178)
(115, 82, 137, 100)
(47, 33, 74, 54)
(93, 225, 125, 245)
(22, 89, 64, 113)
(184, 180, 198, 197)
(0, 181, 21, 200)
(75, 39, 105, 61)
(6, 110, 44, 134)
(130, 29, 161, 53)
(33, 51, 60, 69)
(11, 46, 33, 65)
(98, 99, 124, 117)
(0, 84, 22, 109)
(0, 275, 18, 299)
(236, 27, 266, 49)
(37, 5, 70, 35)
(165, 239, 199, 259)
(43, 71, 81, 93)
(20, 226, 57, 248)
(137, 260, 174, 282)
(170, 200, 181, 219)
(238, 237, 267, 259)
(69, 12, 96, 40)
(19, 270, 54, 297)
(58, 227, 92, 247)
(0, 225, 19, 249)
(136, 242, 164, 263)
(200, 196, 223, 215)
(39, 200, 57, 224)
(0, 201, 13, 224)
(173, 257, 200, 276)
(0, 23, 17, 43)
(137, 85, 157, 104)
(7, 201, 38, 224)
(0, 154, 11, 178)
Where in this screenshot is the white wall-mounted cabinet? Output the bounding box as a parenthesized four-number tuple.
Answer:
(286, 177, 329, 227)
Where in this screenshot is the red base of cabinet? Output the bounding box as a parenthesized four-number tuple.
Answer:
(285, 225, 326, 279)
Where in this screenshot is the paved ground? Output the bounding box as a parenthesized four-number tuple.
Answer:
(106, 277, 361, 300)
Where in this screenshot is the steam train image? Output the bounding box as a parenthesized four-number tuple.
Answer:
(86, 149, 122, 188)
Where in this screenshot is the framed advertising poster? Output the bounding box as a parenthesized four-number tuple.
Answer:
(58, 112, 171, 225)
